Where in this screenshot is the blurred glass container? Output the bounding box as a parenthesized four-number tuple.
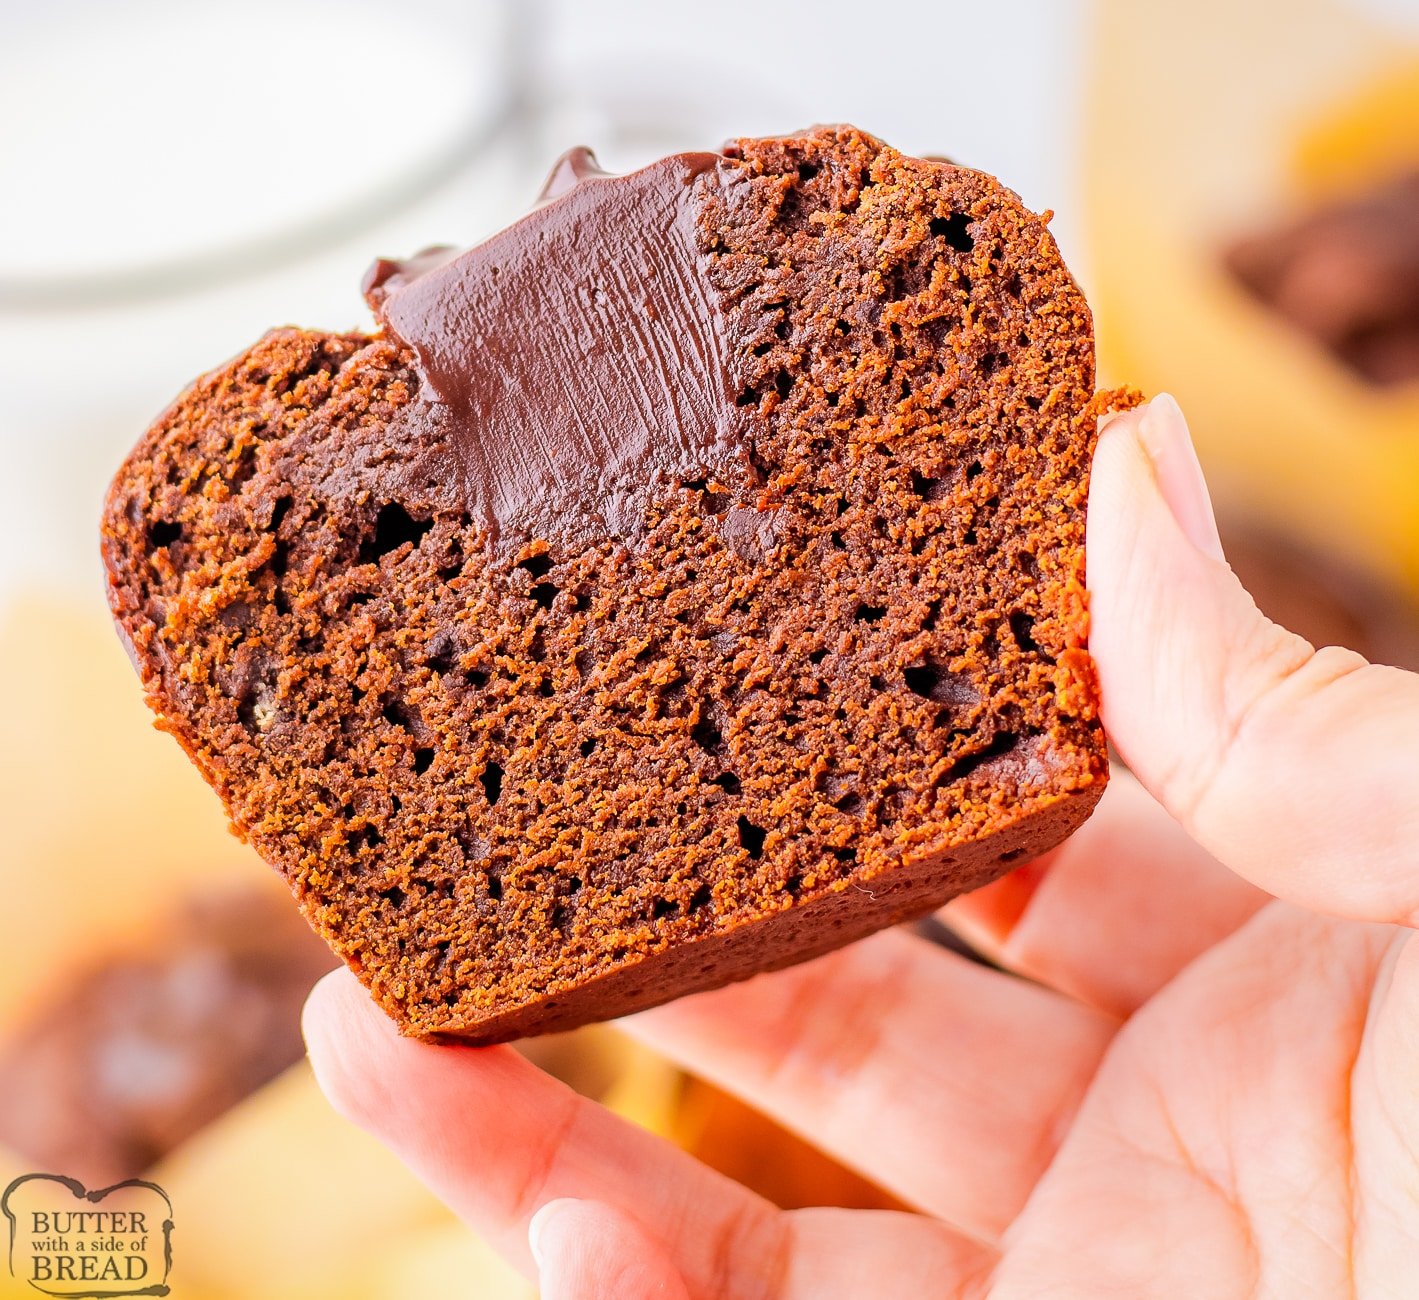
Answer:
(1083, 0, 1419, 595)
(0, 0, 526, 602)
(0, 2, 516, 302)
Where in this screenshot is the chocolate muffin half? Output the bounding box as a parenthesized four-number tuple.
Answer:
(103, 126, 1111, 1044)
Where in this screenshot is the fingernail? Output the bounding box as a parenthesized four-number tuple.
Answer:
(528, 1199, 571, 1271)
(1136, 393, 1226, 562)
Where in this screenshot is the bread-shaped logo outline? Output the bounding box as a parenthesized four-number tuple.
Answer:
(1, 1174, 173, 1298)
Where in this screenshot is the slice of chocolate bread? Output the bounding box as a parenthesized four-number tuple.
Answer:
(103, 126, 1110, 1044)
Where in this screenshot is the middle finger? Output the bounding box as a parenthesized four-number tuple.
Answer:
(623, 925, 1115, 1244)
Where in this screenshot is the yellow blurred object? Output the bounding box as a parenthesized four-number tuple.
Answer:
(675, 1077, 903, 1212)
(0, 596, 262, 1037)
(350, 1221, 535, 1300)
(1294, 55, 1419, 197)
(1085, 0, 1419, 591)
(154, 1062, 494, 1299)
(597, 1031, 685, 1139)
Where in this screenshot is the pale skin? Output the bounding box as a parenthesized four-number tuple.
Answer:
(303, 395, 1419, 1298)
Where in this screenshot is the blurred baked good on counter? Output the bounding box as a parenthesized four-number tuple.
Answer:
(1086, 1, 1419, 593)
(1226, 170, 1419, 388)
(0, 886, 335, 1187)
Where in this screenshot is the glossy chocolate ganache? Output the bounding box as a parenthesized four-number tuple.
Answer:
(361, 148, 753, 548)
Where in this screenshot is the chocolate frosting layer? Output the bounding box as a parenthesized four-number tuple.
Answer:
(368, 150, 748, 547)
(535, 145, 612, 204)
(361, 244, 460, 312)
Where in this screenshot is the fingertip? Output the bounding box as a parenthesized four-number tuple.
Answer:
(1087, 396, 1249, 819)
(302, 966, 390, 1056)
(1088, 392, 1280, 795)
(1089, 395, 1225, 578)
(528, 1197, 581, 1271)
(302, 966, 410, 1128)
(302, 966, 361, 1037)
(1086, 404, 1159, 586)
(301, 968, 347, 1073)
(1137, 393, 1226, 562)
(1088, 402, 1194, 714)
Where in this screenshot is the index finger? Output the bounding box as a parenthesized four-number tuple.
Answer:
(301, 968, 991, 1299)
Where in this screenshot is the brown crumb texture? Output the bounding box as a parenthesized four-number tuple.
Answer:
(102, 126, 1108, 1043)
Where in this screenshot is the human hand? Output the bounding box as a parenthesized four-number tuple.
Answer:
(303, 394, 1419, 1298)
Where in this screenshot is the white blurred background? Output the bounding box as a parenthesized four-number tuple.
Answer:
(0, 0, 1086, 600)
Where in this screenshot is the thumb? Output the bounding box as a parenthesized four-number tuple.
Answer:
(1087, 394, 1419, 926)
(530, 1199, 691, 1300)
